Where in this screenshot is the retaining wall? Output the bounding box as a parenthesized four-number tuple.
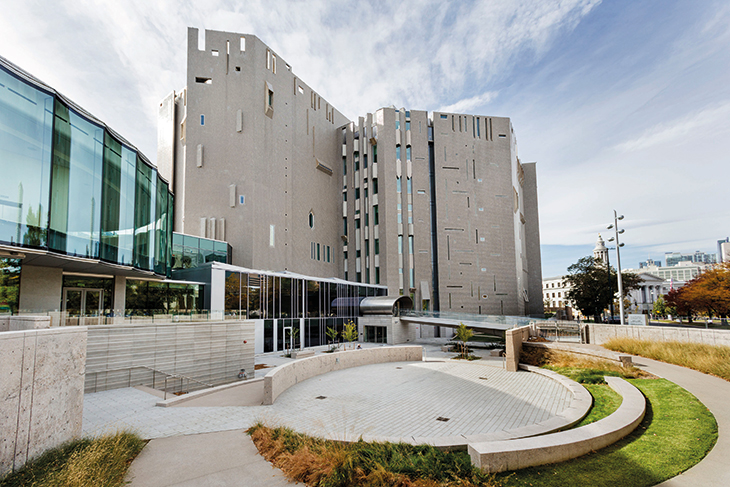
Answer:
(263, 345, 423, 405)
(586, 323, 730, 347)
(85, 321, 255, 393)
(505, 325, 532, 372)
(469, 376, 645, 472)
(0, 315, 51, 332)
(1, 327, 86, 476)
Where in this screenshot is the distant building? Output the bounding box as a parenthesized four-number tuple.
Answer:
(721, 242, 730, 264)
(718, 238, 729, 263)
(639, 258, 661, 268)
(665, 251, 716, 267)
(542, 275, 580, 320)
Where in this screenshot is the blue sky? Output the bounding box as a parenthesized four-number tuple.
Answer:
(1, 0, 727, 277)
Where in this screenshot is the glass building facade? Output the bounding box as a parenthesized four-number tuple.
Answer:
(0, 57, 172, 276)
(223, 269, 386, 352)
(172, 233, 230, 270)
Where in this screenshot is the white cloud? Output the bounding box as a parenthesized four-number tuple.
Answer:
(439, 91, 498, 113)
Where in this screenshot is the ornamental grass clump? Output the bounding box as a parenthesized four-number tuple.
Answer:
(248, 423, 504, 487)
(603, 337, 730, 381)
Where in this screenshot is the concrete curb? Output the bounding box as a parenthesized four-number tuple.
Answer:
(468, 376, 645, 473)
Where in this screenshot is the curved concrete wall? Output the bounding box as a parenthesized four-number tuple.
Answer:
(263, 346, 423, 405)
(468, 376, 645, 473)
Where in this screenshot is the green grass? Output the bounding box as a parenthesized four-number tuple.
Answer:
(498, 379, 717, 487)
(604, 337, 730, 381)
(574, 384, 623, 427)
(0, 432, 145, 487)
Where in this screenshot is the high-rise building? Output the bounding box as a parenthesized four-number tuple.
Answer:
(160, 28, 543, 317)
(664, 251, 717, 267)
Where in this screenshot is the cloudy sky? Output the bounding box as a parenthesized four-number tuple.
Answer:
(2, 0, 728, 277)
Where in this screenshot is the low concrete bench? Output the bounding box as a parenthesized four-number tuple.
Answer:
(468, 376, 645, 473)
(292, 349, 315, 359)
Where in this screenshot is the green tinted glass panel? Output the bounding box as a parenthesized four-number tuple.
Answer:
(49, 102, 104, 258)
(100, 135, 136, 265)
(0, 66, 53, 247)
(133, 159, 154, 271)
(154, 175, 168, 275)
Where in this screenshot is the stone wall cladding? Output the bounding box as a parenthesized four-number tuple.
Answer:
(0, 327, 86, 476)
(587, 324, 730, 347)
(85, 320, 255, 393)
(263, 345, 423, 405)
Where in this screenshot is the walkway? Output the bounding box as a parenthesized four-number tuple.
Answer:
(554, 343, 730, 486)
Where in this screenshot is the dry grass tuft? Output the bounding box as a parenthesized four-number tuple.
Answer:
(1, 431, 145, 487)
(520, 347, 652, 383)
(248, 423, 505, 487)
(604, 337, 730, 381)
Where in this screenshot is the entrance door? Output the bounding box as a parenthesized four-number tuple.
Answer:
(63, 288, 103, 326)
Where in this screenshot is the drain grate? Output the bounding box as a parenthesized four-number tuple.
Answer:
(436, 416, 450, 422)
(315, 396, 327, 400)
(396, 367, 403, 369)
(479, 376, 489, 380)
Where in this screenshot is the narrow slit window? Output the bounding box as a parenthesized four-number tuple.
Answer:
(240, 37, 246, 52)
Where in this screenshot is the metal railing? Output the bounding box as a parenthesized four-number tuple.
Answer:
(401, 310, 546, 328)
(85, 365, 214, 398)
(533, 321, 581, 342)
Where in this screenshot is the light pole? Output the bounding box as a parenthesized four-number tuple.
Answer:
(605, 245, 615, 321)
(607, 210, 625, 325)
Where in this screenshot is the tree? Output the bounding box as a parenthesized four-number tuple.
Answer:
(454, 323, 473, 359)
(652, 295, 667, 318)
(563, 256, 641, 323)
(342, 320, 358, 350)
(671, 263, 730, 319)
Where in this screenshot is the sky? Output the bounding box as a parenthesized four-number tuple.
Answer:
(1, 0, 728, 278)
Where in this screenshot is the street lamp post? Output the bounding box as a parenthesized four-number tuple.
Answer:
(605, 246, 615, 321)
(607, 210, 626, 325)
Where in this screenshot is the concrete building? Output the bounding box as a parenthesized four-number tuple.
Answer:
(164, 28, 544, 320)
(159, 29, 348, 279)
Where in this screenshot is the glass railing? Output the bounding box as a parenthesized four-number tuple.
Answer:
(401, 310, 546, 328)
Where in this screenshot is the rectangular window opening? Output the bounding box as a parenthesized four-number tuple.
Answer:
(240, 37, 246, 52)
(195, 77, 212, 84)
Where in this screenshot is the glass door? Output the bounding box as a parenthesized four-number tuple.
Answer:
(63, 288, 103, 326)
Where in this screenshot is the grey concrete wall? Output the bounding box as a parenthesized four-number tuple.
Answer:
(263, 345, 423, 405)
(358, 315, 417, 345)
(0, 315, 51, 331)
(85, 320, 255, 393)
(18, 265, 63, 313)
(1, 327, 86, 476)
(431, 113, 521, 315)
(586, 323, 730, 347)
(505, 325, 531, 372)
(174, 29, 347, 278)
(521, 162, 544, 317)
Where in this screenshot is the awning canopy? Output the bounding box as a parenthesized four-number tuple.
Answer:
(360, 295, 414, 316)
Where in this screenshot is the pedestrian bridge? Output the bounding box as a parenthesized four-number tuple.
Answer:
(399, 311, 545, 335)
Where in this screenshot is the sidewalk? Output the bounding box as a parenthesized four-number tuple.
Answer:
(126, 429, 299, 486)
(632, 357, 730, 486)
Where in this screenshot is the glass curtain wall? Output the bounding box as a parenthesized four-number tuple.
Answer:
(0, 61, 173, 277)
(49, 100, 104, 258)
(125, 279, 201, 314)
(222, 268, 386, 351)
(0, 66, 53, 247)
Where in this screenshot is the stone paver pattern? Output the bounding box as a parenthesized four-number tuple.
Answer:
(83, 359, 572, 442)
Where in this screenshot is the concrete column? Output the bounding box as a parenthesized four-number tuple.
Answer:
(18, 265, 63, 312)
(113, 276, 126, 315)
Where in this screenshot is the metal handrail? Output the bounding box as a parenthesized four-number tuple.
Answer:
(86, 364, 214, 398)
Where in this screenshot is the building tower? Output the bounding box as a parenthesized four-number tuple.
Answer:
(593, 234, 608, 265)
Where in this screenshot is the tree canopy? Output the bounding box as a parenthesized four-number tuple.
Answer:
(666, 263, 730, 319)
(563, 256, 641, 323)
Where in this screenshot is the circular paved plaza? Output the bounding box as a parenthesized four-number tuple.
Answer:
(83, 359, 576, 443)
(262, 360, 574, 442)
